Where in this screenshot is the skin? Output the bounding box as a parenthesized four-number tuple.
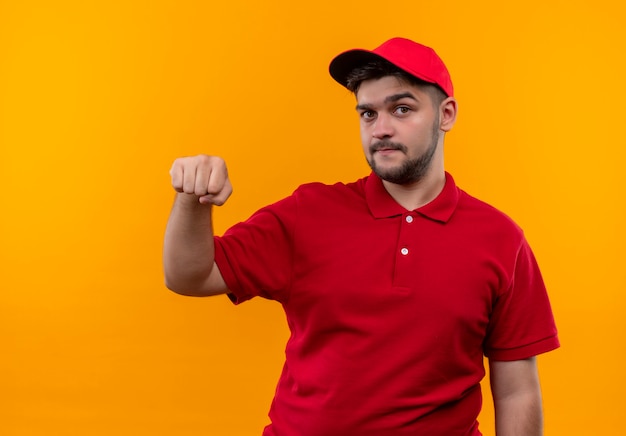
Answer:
(162, 75, 545, 436)
(355, 76, 456, 210)
(163, 154, 229, 296)
(491, 358, 544, 436)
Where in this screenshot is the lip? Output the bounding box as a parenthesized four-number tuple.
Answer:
(374, 148, 401, 154)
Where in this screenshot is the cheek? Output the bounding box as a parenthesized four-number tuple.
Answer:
(360, 128, 372, 153)
(359, 120, 373, 140)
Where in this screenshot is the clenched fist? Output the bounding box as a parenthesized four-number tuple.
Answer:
(169, 155, 233, 205)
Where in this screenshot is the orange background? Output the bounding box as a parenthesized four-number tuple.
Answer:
(1, 1, 625, 435)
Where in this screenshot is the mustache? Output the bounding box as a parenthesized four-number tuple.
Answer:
(370, 140, 407, 154)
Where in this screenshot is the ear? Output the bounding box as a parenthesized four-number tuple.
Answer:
(439, 97, 458, 132)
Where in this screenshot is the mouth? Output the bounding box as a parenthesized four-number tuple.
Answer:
(372, 146, 404, 157)
(370, 141, 406, 155)
(374, 148, 400, 154)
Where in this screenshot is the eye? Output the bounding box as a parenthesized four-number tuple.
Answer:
(394, 106, 411, 115)
(360, 110, 376, 120)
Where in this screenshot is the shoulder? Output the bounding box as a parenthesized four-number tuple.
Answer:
(455, 187, 525, 246)
(256, 177, 369, 221)
(292, 177, 368, 202)
(458, 189, 520, 225)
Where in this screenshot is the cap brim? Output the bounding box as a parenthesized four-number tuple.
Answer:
(329, 49, 389, 88)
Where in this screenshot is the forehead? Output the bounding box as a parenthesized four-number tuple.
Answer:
(355, 76, 432, 105)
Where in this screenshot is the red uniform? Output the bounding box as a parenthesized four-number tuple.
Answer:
(214, 172, 559, 435)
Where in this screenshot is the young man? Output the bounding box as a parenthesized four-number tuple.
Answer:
(163, 37, 559, 435)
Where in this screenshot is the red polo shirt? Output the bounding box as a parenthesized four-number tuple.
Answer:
(214, 172, 559, 436)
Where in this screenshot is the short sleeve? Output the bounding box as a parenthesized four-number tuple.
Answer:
(214, 195, 297, 305)
(484, 239, 560, 361)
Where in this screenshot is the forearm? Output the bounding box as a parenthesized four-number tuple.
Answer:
(494, 389, 543, 436)
(163, 193, 217, 294)
(491, 357, 544, 436)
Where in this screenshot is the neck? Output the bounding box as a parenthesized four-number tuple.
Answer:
(381, 166, 446, 211)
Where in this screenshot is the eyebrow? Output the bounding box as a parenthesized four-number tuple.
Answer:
(355, 92, 418, 111)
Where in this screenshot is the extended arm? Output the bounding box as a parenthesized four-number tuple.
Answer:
(163, 155, 232, 296)
(489, 357, 544, 436)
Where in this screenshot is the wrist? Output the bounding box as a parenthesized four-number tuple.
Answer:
(175, 192, 212, 211)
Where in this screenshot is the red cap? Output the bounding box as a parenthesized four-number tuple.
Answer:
(329, 37, 453, 97)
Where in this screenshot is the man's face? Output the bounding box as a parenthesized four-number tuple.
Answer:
(356, 76, 442, 185)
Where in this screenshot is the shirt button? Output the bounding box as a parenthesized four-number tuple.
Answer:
(405, 215, 414, 223)
(400, 248, 409, 255)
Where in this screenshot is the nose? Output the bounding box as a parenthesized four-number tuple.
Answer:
(371, 113, 394, 139)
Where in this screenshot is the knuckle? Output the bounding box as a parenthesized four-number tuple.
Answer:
(196, 154, 212, 166)
(194, 187, 208, 196)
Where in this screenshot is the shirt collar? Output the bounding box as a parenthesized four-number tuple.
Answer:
(365, 171, 459, 223)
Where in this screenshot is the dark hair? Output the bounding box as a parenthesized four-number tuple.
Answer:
(345, 59, 447, 106)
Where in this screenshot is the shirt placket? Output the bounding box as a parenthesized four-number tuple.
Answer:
(392, 212, 418, 291)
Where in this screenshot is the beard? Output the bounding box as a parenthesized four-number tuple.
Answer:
(367, 115, 441, 185)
